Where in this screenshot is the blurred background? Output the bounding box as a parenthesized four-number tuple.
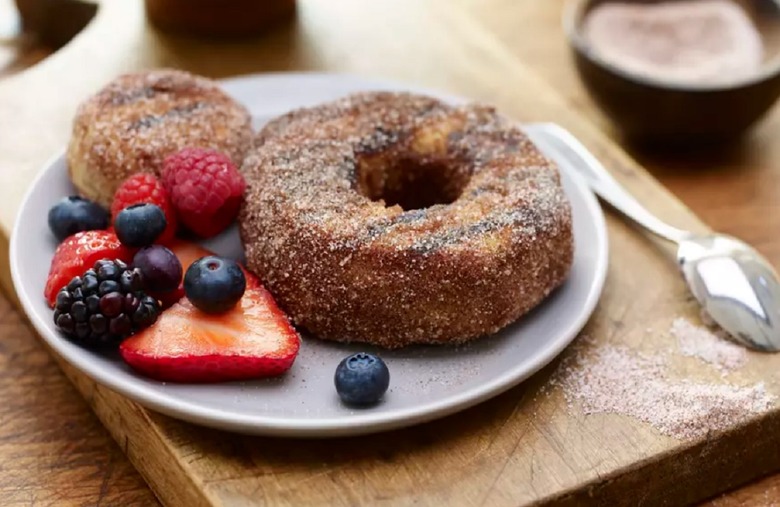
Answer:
(1, 0, 97, 77)
(1, 0, 301, 77)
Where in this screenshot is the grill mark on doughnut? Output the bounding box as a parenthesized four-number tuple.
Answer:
(358, 208, 430, 240)
(129, 102, 208, 130)
(503, 137, 522, 153)
(363, 220, 393, 240)
(357, 127, 401, 155)
(409, 207, 545, 253)
(108, 86, 160, 106)
(394, 209, 428, 223)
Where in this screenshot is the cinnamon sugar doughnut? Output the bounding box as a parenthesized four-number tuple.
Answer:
(67, 69, 253, 207)
(240, 92, 574, 348)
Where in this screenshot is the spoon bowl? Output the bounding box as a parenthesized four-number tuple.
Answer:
(678, 234, 780, 351)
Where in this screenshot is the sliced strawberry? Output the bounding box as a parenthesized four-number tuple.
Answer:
(120, 273, 300, 383)
(44, 230, 133, 307)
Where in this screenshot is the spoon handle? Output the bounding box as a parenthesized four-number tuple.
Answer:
(525, 123, 689, 244)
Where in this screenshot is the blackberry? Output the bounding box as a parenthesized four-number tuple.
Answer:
(53, 259, 160, 349)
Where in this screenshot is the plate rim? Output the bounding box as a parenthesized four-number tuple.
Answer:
(10, 72, 608, 437)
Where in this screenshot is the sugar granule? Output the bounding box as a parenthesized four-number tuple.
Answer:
(557, 344, 773, 440)
(671, 317, 747, 374)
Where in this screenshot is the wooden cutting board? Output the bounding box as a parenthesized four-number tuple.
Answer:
(1, 1, 779, 505)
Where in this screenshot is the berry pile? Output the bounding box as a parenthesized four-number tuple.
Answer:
(40, 137, 399, 406)
(53, 259, 160, 348)
(43, 147, 301, 384)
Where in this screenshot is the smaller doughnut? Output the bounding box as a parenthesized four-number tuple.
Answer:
(67, 69, 253, 207)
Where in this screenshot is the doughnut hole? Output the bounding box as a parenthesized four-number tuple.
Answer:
(356, 150, 472, 211)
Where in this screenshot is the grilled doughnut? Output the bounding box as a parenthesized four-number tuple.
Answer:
(67, 69, 253, 207)
(240, 92, 574, 348)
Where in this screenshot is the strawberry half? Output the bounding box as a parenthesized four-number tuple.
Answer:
(119, 272, 300, 383)
(44, 230, 133, 307)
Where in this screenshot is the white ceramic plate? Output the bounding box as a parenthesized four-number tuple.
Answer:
(11, 73, 607, 437)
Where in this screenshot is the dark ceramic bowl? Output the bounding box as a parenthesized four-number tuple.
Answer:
(564, 0, 780, 143)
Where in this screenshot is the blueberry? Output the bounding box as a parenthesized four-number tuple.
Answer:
(48, 196, 109, 242)
(114, 203, 167, 247)
(183, 256, 246, 313)
(133, 246, 182, 292)
(334, 353, 390, 406)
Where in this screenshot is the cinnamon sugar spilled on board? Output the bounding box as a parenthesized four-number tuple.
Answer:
(554, 329, 773, 440)
(671, 317, 747, 375)
(582, 0, 764, 85)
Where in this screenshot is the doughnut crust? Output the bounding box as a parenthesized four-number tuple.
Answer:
(67, 69, 253, 207)
(240, 92, 574, 348)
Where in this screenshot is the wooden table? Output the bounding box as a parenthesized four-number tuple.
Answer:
(1, 0, 780, 505)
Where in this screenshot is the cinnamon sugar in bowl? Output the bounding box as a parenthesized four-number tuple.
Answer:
(564, 0, 780, 142)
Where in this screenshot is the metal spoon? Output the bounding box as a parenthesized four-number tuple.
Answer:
(525, 123, 780, 352)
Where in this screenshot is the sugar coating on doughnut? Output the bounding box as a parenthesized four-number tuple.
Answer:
(241, 92, 574, 348)
(67, 69, 253, 207)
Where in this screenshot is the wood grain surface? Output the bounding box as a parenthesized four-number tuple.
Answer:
(0, 294, 157, 506)
(1, 0, 780, 505)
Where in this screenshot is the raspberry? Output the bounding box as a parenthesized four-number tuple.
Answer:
(162, 148, 246, 238)
(44, 230, 133, 307)
(111, 173, 177, 244)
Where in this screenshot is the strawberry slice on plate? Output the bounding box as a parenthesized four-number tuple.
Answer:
(120, 272, 300, 383)
(44, 230, 133, 307)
